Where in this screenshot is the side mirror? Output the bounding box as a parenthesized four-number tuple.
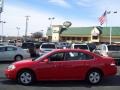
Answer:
(43, 59, 49, 63)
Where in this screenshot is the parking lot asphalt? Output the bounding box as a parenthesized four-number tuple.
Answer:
(0, 62, 120, 90)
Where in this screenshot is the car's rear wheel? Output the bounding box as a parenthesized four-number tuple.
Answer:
(87, 70, 102, 84)
(15, 55, 23, 61)
(17, 70, 34, 85)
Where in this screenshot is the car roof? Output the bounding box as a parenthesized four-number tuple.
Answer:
(51, 49, 91, 53)
(0, 45, 17, 47)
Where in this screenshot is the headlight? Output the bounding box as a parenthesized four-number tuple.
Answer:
(8, 65, 16, 70)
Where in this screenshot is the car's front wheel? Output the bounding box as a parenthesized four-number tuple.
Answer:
(17, 70, 34, 85)
(87, 70, 102, 84)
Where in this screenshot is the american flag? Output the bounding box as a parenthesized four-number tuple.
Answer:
(99, 11, 107, 25)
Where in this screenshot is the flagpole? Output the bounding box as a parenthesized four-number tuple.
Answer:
(106, 11, 111, 44)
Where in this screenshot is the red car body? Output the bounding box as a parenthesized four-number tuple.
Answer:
(5, 49, 117, 85)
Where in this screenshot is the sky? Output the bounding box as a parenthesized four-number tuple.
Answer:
(1, 0, 120, 36)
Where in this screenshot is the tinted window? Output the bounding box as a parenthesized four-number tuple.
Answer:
(108, 45, 120, 51)
(22, 43, 34, 49)
(0, 47, 5, 52)
(74, 45, 88, 49)
(49, 52, 64, 61)
(65, 52, 93, 60)
(41, 44, 55, 48)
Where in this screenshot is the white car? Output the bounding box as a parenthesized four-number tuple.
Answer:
(39, 43, 57, 55)
(0, 45, 30, 61)
(71, 43, 90, 51)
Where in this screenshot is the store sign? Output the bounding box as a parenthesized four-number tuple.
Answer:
(91, 28, 100, 36)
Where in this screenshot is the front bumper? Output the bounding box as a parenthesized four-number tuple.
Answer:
(5, 69, 17, 80)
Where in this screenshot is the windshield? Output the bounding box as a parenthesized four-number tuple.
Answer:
(34, 52, 51, 61)
(108, 45, 120, 51)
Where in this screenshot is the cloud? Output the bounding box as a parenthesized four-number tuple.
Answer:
(76, 0, 94, 7)
(48, 0, 71, 8)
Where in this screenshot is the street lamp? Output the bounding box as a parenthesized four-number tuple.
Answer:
(25, 16, 30, 41)
(48, 17, 55, 28)
(16, 27, 20, 39)
(0, 20, 6, 42)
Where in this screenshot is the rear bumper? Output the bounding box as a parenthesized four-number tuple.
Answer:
(104, 65, 117, 77)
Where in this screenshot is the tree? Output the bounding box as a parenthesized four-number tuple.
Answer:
(32, 32, 43, 41)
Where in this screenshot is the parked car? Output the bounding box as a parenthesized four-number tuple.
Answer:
(8, 40, 16, 46)
(0, 45, 30, 61)
(21, 42, 36, 57)
(93, 44, 120, 64)
(71, 43, 90, 51)
(0, 43, 4, 46)
(39, 42, 57, 55)
(5, 49, 117, 85)
(56, 42, 71, 49)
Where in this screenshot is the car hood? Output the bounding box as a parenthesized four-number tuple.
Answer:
(13, 59, 33, 65)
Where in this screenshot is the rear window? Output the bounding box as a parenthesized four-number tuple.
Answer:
(108, 45, 120, 51)
(22, 43, 34, 49)
(41, 44, 55, 49)
(74, 45, 88, 50)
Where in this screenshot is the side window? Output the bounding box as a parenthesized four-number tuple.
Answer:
(6, 47, 17, 51)
(49, 52, 64, 61)
(0, 47, 5, 52)
(96, 46, 100, 50)
(65, 52, 93, 61)
(103, 46, 106, 51)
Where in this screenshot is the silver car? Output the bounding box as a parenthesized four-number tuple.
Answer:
(71, 43, 90, 51)
(93, 44, 120, 58)
(39, 43, 57, 55)
(0, 45, 30, 61)
(93, 44, 120, 64)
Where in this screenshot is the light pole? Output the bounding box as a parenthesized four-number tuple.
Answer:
(0, 20, 6, 42)
(25, 16, 30, 41)
(107, 11, 117, 44)
(48, 17, 55, 28)
(16, 27, 20, 39)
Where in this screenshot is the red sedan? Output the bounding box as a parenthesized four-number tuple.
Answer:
(5, 49, 117, 85)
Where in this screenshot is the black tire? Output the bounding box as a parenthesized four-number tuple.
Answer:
(86, 70, 102, 85)
(17, 70, 35, 85)
(15, 55, 23, 61)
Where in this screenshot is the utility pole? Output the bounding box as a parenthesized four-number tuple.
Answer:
(0, 0, 4, 20)
(25, 16, 30, 41)
(0, 0, 4, 42)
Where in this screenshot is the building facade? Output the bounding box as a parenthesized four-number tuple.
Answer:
(46, 25, 120, 43)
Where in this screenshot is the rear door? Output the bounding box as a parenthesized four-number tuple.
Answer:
(62, 51, 93, 79)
